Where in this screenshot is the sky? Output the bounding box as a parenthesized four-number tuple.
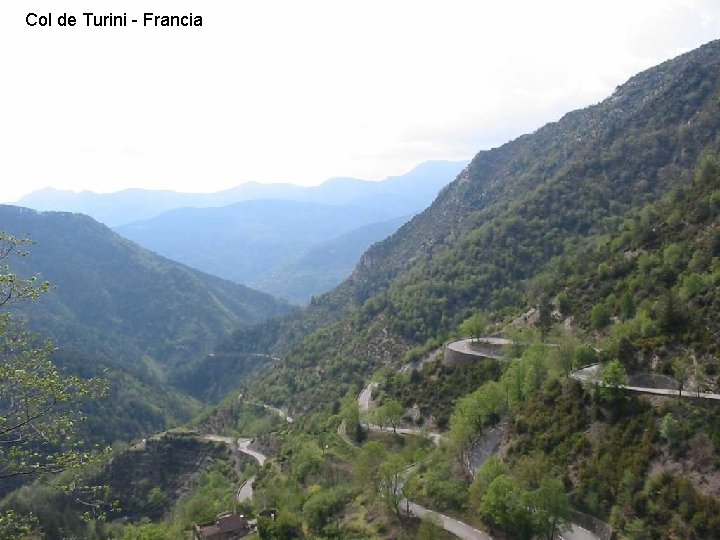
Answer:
(1, 0, 719, 202)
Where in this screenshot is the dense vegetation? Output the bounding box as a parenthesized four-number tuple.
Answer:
(0, 206, 290, 448)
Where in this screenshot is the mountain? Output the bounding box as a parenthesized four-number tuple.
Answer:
(114, 200, 399, 292)
(221, 39, 720, 408)
(8, 39, 720, 540)
(249, 216, 408, 304)
(17, 160, 468, 227)
(0, 205, 290, 377)
(181, 39, 720, 540)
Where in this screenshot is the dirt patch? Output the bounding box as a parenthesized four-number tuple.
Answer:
(584, 421, 610, 445)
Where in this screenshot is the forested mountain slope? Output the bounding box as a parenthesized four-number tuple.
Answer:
(0, 205, 290, 376)
(221, 39, 720, 409)
(253, 216, 408, 304)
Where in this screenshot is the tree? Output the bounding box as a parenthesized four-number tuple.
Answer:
(671, 356, 691, 397)
(600, 359, 627, 400)
(480, 475, 533, 539)
(590, 303, 611, 330)
(302, 486, 350, 534)
(340, 394, 361, 442)
(459, 312, 488, 342)
(469, 456, 507, 509)
(378, 454, 406, 515)
(382, 400, 404, 434)
(619, 291, 636, 320)
(0, 232, 107, 531)
(258, 511, 302, 540)
(354, 441, 386, 495)
(530, 477, 571, 540)
(417, 512, 443, 540)
(659, 413, 682, 447)
(447, 380, 506, 483)
(552, 329, 578, 375)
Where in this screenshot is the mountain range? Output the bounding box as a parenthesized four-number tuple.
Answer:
(19, 160, 467, 303)
(17, 160, 467, 227)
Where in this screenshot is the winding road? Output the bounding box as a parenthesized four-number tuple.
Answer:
(355, 383, 490, 539)
(201, 435, 271, 502)
(445, 337, 512, 361)
(355, 357, 604, 540)
(571, 364, 720, 401)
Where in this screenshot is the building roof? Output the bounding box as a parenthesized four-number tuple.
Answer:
(195, 513, 249, 538)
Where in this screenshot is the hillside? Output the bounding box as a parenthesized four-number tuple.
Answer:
(184, 40, 720, 540)
(0, 205, 290, 375)
(201, 40, 720, 412)
(18, 160, 467, 227)
(253, 216, 408, 304)
(114, 200, 399, 292)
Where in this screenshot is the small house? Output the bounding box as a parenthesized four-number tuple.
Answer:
(193, 513, 251, 540)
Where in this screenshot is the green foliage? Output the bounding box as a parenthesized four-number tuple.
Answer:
(302, 485, 353, 533)
(659, 413, 682, 449)
(459, 312, 488, 342)
(0, 232, 109, 535)
(600, 360, 627, 401)
(417, 512, 444, 540)
(379, 400, 404, 434)
(479, 475, 533, 538)
(468, 456, 507, 506)
(590, 302, 611, 330)
(340, 394, 362, 443)
(258, 511, 303, 539)
(626, 473, 720, 538)
(379, 357, 502, 429)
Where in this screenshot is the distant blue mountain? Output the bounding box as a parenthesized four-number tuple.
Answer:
(17, 160, 468, 226)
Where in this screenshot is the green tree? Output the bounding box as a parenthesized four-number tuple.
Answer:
(552, 329, 578, 375)
(469, 456, 507, 508)
(619, 291, 636, 320)
(480, 475, 533, 539)
(258, 511, 302, 540)
(459, 312, 488, 342)
(671, 356, 691, 397)
(0, 232, 107, 531)
(530, 476, 571, 540)
(659, 413, 682, 447)
(302, 486, 350, 534)
(417, 512, 443, 540)
(600, 359, 627, 400)
(354, 441, 386, 495)
(378, 454, 406, 515)
(382, 399, 404, 434)
(340, 394, 361, 442)
(590, 302, 611, 330)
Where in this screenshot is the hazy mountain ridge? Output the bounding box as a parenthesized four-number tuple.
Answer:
(250, 215, 409, 304)
(17, 160, 468, 227)
(113, 199, 399, 293)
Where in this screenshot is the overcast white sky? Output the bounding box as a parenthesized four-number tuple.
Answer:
(1, 0, 719, 202)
